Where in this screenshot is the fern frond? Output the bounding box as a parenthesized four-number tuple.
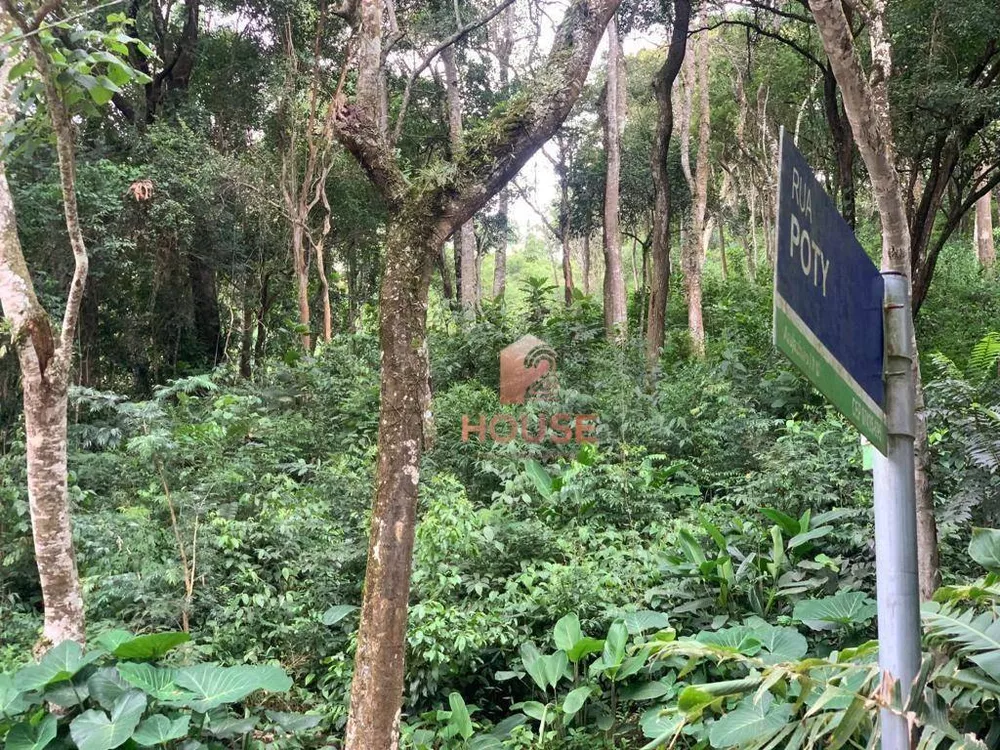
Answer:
(968, 332, 1000, 381)
(923, 603, 1000, 682)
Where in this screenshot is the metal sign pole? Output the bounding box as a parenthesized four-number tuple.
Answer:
(873, 271, 922, 750)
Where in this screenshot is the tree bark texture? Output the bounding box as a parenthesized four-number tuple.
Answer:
(0, 9, 87, 647)
(646, 0, 690, 363)
(812, 0, 940, 600)
(442, 46, 479, 314)
(975, 185, 996, 270)
(333, 2, 622, 746)
(682, 28, 710, 357)
(601, 14, 627, 338)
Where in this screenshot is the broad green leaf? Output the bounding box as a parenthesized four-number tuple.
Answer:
(788, 526, 833, 550)
(518, 700, 548, 721)
(624, 610, 671, 635)
(203, 713, 256, 738)
(4, 714, 58, 750)
(8, 59, 34, 81)
(519, 643, 547, 691)
(639, 706, 682, 741)
(321, 605, 358, 626)
(603, 621, 628, 667)
(677, 529, 706, 565)
(760, 508, 800, 537)
(113, 632, 190, 661)
(132, 714, 190, 746)
(489, 713, 527, 738)
(524, 460, 553, 498)
(746, 621, 808, 664)
(116, 663, 190, 702)
(562, 686, 591, 716)
(678, 686, 714, 714)
(970, 528, 1000, 573)
(468, 737, 503, 750)
(264, 711, 322, 732)
(95, 631, 134, 653)
(448, 692, 473, 740)
(615, 653, 647, 682)
(174, 664, 291, 711)
(696, 626, 761, 656)
(44, 676, 90, 707)
(619, 680, 671, 702)
(5, 715, 58, 750)
(553, 613, 582, 652)
(793, 592, 876, 629)
(708, 694, 793, 748)
(567, 637, 604, 664)
(0, 674, 34, 716)
(14, 641, 101, 691)
(541, 651, 568, 690)
(70, 690, 147, 750)
(88, 668, 130, 711)
(923, 602, 1000, 681)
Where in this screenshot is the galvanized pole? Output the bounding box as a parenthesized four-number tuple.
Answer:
(873, 271, 922, 750)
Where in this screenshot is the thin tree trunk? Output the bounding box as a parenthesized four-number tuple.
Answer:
(239, 291, 253, 379)
(292, 224, 312, 351)
(557, 136, 575, 306)
(646, 0, 690, 362)
(493, 188, 509, 297)
(315, 239, 333, 343)
(602, 14, 627, 337)
(582, 232, 591, 295)
(813, 0, 939, 600)
(442, 47, 479, 315)
(0, 9, 87, 647)
(683, 28, 710, 357)
(719, 218, 728, 281)
(437, 244, 454, 301)
(975, 185, 996, 270)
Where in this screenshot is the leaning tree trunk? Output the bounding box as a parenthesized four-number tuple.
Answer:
(0, 12, 86, 647)
(975, 185, 996, 270)
(602, 14, 627, 338)
(646, 0, 690, 363)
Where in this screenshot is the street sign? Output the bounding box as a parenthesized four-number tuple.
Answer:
(773, 128, 888, 454)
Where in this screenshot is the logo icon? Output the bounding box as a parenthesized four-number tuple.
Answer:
(500, 335, 558, 405)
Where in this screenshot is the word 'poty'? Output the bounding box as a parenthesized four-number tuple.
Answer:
(461, 413, 598, 445)
(789, 167, 831, 297)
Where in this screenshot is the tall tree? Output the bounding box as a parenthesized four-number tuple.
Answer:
(330, 1, 622, 746)
(975, 183, 996, 270)
(0, 1, 102, 647)
(646, 0, 691, 363)
(491, 3, 514, 299)
(811, 0, 939, 600)
(602, 12, 627, 337)
(442, 45, 480, 314)
(681, 27, 710, 357)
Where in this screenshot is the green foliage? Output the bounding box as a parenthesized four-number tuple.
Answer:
(0, 631, 317, 750)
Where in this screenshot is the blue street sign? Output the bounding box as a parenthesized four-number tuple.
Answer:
(773, 128, 887, 453)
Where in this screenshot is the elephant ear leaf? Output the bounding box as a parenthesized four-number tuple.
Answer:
(6, 715, 58, 750)
(14, 641, 101, 691)
(132, 714, 190, 747)
(70, 690, 147, 750)
(174, 665, 292, 712)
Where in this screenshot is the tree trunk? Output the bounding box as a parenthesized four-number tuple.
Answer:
(0, 26, 86, 647)
(315, 238, 334, 343)
(582, 232, 591, 295)
(493, 188, 509, 298)
(344, 223, 436, 750)
(719, 218, 728, 281)
(683, 28, 710, 357)
(557, 137, 575, 306)
(437, 244, 454, 301)
(975, 186, 996, 270)
(188, 252, 221, 365)
(442, 47, 479, 315)
(812, 0, 939, 600)
(239, 292, 253, 379)
(602, 14, 627, 337)
(292, 224, 312, 351)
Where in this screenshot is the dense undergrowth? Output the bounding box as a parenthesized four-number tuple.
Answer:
(2, 255, 1000, 748)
